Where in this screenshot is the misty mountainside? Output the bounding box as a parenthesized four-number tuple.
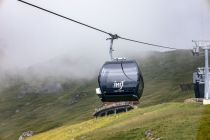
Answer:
(0, 54, 99, 91)
(0, 50, 204, 140)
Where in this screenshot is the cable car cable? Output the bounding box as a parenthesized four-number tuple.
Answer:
(17, 0, 112, 36)
(17, 0, 177, 50)
(118, 36, 177, 50)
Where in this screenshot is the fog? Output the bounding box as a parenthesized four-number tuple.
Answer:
(0, 0, 210, 84)
(0, 0, 4, 6)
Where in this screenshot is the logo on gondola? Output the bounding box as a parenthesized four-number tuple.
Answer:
(113, 81, 124, 90)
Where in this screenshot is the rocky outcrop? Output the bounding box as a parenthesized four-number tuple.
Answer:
(184, 98, 203, 103)
(18, 131, 34, 140)
(144, 130, 161, 140)
(145, 130, 153, 138)
(18, 82, 63, 98)
(69, 92, 88, 105)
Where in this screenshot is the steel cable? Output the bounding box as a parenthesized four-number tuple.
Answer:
(17, 0, 177, 50)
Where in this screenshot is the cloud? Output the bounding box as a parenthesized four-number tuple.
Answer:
(0, 47, 10, 70)
(0, 40, 6, 65)
(0, 0, 210, 82)
(0, 48, 4, 62)
(0, 0, 4, 6)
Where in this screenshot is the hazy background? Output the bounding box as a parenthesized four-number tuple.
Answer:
(0, 0, 210, 81)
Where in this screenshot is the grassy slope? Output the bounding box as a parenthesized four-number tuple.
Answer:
(0, 50, 206, 140)
(0, 81, 100, 140)
(28, 103, 210, 140)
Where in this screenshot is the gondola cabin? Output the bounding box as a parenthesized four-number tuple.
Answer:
(96, 59, 144, 102)
(193, 67, 205, 98)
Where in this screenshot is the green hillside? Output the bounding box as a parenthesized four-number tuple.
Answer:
(138, 50, 202, 107)
(27, 103, 210, 140)
(0, 50, 206, 140)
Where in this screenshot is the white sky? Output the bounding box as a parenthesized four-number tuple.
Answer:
(0, 0, 210, 69)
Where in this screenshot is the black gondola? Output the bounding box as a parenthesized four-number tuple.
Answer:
(17, 0, 175, 105)
(96, 59, 144, 102)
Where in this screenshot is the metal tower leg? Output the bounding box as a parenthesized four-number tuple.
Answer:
(204, 48, 209, 100)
